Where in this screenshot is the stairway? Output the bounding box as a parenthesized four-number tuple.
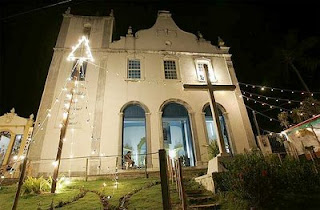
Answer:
(184, 179, 219, 209)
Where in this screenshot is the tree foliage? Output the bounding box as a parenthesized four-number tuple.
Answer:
(278, 97, 320, 128)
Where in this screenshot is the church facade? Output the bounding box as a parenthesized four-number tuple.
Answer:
(29, 10, 255, 176)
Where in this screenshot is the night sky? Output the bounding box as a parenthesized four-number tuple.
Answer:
(0, 0, 319, 133)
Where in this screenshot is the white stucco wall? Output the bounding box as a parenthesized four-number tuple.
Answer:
(29, 10, 255, 176)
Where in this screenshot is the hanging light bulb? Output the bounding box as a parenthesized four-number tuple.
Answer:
(63, 112, 68, 119)
(52, 161, 58, 167)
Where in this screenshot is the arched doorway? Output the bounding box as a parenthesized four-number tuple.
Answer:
(122, 104, 147, 167)
(162, 102, 195, 166)
(203, 104, 233, 156)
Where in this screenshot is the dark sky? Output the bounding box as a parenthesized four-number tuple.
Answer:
(0, 0, 319, 133)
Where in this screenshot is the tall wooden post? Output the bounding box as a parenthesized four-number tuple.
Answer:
(51, 62, 80, 193)
(85, 158, 89, 182)
(252, 111, 261, 136)
(203, 64, 228, 155)
(12, 116, 34, 210)
(145, 155, 149, 178)
(159, 149, 171, 210)
(178, 158, 187, 210)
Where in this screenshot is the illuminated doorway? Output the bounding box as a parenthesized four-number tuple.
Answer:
(162, 102, 195, 167)
(122, 105, 146, 167)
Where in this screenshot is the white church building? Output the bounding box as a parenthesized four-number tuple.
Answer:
(29, 10, 256, 176)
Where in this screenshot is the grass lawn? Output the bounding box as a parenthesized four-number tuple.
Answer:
(0, 177, 176, 210)
(128, 182, 181, 210)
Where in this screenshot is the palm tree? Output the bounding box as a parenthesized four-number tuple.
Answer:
(277, 31, 320, 92)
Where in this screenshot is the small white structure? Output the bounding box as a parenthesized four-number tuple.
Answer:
(283, 114, 320, 159)
(29, 10, 255, 176)
(257, 135, 273, 156)
(0, 109, 34, 178)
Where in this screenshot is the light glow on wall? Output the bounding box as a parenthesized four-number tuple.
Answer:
(195, 59, 217, 83)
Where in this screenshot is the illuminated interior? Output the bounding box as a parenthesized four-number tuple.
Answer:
(204, 105, 233, 154)
(162, 103, 195, 167)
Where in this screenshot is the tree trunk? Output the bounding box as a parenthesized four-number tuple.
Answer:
(289, 61, 310, 93)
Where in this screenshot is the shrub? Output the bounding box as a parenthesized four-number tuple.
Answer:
(22, 176, 51, 195)
(208, 140, 219, 159)
(213, 151, 320, 209)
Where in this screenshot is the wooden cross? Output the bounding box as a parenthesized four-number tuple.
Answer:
(183, 64, 235, 156)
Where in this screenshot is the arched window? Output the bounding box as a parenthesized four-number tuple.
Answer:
(204, 104, 233, 155)
(162, 102, 195, 166)
(0, 131, 11, 165)
(122, 105, 146, 167)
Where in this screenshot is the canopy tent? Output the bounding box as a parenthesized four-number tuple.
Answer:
(283, 115, 320, 157)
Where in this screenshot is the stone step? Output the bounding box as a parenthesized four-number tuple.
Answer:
(185, 190, 203, 194)
(188, 195, 215, 204)
(186, 194, 209, 198)
(189, 203, 219, 210)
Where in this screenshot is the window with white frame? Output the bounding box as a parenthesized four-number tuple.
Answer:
(164, 60, 178, 79)
(196, 60, 216, 82)
(128, 59, 141, 79)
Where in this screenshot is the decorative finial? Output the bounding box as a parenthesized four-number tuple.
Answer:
(109, 9, 114, 17)
(197, 31, 203, 39)
(29, 114, 34, 120)
(218, 36, 225, 47)
(10, 108, 15, 114)
(127, 26, 133, 36)
(65, 7, 71, 15)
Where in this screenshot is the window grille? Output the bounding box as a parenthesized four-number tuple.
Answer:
(164, 60, 177, 79)
(128, 59, 141, 79)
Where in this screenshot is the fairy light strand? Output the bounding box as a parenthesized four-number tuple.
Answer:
(242, 91, 303, 104)
(239, 82, 319, 95)
(242, 95, 292, 112)
(245, 105, 280, 122)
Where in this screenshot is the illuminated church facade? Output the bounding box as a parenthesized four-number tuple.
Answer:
(29, 10, 255, 176)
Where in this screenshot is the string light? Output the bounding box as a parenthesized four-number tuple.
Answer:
(67, 36, 94, 62)
(246, 105, 280, 122)
(242, 95, 291, 112)
(52, 161, 58, 167)
(239, 82, 318, 95)
(242, 91, 302, 103)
